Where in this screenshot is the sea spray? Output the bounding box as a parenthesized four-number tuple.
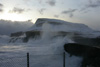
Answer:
(32, 21, 75, 55)
(33, 21, 82, 67)
(0, 20, 84, 67)
(27, 22, 75, 54)
(41, 22, 56, 40)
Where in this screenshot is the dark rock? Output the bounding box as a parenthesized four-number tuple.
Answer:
(23, 31, 41, 42)
(10, 31, 24, 37)
(64, 43, 100, 67)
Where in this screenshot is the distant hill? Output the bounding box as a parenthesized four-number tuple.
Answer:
(9, 18, 100, 45)
(29, 18, 100, 38)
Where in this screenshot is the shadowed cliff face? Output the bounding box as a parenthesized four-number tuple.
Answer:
(9, 30, 100, 46)
(23, 31, 41, 42)
(64, 43, 100, 67)
(9, 18, 100, 45)
(10, 31, 24, 37)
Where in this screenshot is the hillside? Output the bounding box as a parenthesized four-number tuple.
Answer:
(0, 18, 100, 67)
(9, 18, 100, 46)
(29, 18, 100, 38)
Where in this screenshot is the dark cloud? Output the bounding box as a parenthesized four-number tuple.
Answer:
(38, 0, 43, 4)
(38, 8, 46, 15)
(37, 0, 56, 6)
(80, 0, 100, 12)
(69, 13, 73, 17)
(62, 9, 77, 14)
(54, 15, 59, 18)
(9, 7, 25, 14)
(0, 3, 3, 12)
(26, 8, 32, 12)
(0, 3, 3, 7)
(46, 0, 56, 6)
(23, 0, 31, 2)
(62, 9, 77, 17)
(87, 0, 100, 8)
(0, 8, 3, 12)
(0, 19, 33, 35)
(23, 0, 32, 5)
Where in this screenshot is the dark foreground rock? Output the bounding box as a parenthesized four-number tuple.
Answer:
(64, 43, 100, 67)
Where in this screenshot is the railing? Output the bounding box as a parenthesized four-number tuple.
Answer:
(0, 52, 66, 67)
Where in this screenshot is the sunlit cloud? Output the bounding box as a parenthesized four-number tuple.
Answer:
(38, 8, 46, 15)
(0, 12, 28, 21)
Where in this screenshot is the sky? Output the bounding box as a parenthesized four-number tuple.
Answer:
(0, 0, 100, 30)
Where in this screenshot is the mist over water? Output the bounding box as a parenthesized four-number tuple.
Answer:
(27, 22, 82, 67)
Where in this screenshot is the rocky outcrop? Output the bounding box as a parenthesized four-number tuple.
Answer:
(10, 31, 24, 37)
(64, 43, 100, 67)
(9, 30, 100, 45)
(23, 31, 41, 42)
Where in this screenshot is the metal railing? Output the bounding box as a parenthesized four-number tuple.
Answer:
(0, 52, 66, 67)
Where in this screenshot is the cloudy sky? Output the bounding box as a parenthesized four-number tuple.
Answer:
(0, 0, 100, 30)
